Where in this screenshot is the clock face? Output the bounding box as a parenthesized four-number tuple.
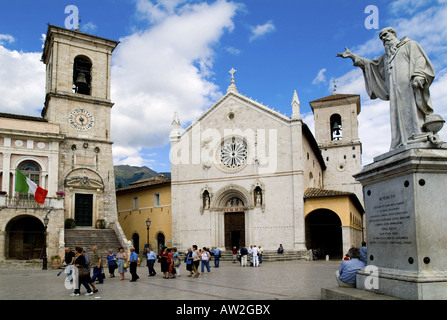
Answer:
(220, 138, 247, 168)
(69, 109, 94, 131)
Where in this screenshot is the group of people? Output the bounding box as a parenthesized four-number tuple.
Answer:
(146, 245, 221, 280)
(61, 245, 105, 296)
(183, 246, 221, 278)
(335, 242, 368, 288)
(232, 245, 263, 267)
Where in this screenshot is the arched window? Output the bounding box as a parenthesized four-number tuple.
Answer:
(73, 56, 92, 95)
(17, 161, 41, 198)
(18, 161, 40, 185)
(330, 114, 342, 141)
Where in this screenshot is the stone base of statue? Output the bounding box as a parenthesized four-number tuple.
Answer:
(354, 146, 447, 299)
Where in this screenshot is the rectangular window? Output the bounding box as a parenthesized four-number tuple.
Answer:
(154, 193, 160, 207)
(132, 197, 138, 210)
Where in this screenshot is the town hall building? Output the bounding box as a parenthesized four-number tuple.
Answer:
(0, 25, 128, 261)
(170, 72, 365, 258)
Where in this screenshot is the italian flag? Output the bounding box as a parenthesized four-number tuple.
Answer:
(15, 169, 48, 204)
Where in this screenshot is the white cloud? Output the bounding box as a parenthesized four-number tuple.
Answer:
(226, 46, 241, 55)
(81, 22, 97, 33)
(249, 20, 275, 42)
(312, 68, 327, 85)
(110, 0, 239, 165)
(0, 46, 45, 116)
(0, 34, 15, 45)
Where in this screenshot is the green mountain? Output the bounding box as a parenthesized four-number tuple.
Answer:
(114, 165, 166, 188)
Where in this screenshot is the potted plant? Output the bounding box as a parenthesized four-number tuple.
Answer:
(64, 218, 76, 229)
(56, 191, 65, 198)
(95, 219, 106, 229)
(51, 255, 61, 269)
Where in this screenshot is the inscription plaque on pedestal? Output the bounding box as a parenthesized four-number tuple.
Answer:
(355, 148, 447, 300)
(365, 176, 416, 270)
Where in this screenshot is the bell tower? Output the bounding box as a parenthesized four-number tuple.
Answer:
(41, 25, 121, 229)
(310, 93, 363, 202)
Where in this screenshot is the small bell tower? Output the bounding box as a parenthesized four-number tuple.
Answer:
(310, 93, 363, 202)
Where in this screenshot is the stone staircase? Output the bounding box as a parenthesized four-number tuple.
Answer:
(64, 228, 123, 261)
(217, 249, 310, 262)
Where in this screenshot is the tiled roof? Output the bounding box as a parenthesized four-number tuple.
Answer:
(116, 175, 171, 193)
(304, 188, 364, 214)
(304, 187, 354, 198)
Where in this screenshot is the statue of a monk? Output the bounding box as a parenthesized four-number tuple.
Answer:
(337, 27, 438, 150)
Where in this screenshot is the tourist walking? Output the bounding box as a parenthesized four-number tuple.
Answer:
(185, 248, 193, 277)
(70, 246, 93, 296)
(191, 245, 200, 278)
(129, 247, 139, 282)
(91, 245, 103, 284)
(258, 246, 263, 264)
(83, 248, 98, 293)
(106, 249, 117, 278)
(201, 247, 211, 274)
(248, 245, 253, 266)
(146, 247, 157, 277)
(240, 246, 248, 267)
(173, 247, 181, 276)
(232, 246, 237, 263)
(167, 248, 176, 278)
(61, 247, 75, 277)
(213, 247, 221, 268)
(117, 247, 127, 280)
(252, 245, 259, 267)
(159, 246, 170, 279)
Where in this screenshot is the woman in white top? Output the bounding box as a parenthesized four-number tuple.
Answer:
(200, 247, 211, 274)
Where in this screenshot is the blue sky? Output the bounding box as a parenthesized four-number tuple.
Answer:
(1, 0, 447, 172)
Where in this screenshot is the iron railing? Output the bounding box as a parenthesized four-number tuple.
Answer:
(0, 195, 64, 209)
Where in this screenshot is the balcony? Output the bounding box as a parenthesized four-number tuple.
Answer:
(0, 194, 64, 210)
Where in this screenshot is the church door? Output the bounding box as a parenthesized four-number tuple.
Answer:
(224, 212, 245, 250)
(75, 194, 93, 227)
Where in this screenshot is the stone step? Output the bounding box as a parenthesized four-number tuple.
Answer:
(176, 250, 309, 262)
(64, 228, 122, 261)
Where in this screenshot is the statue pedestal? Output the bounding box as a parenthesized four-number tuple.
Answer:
(354, 147, 447, 299)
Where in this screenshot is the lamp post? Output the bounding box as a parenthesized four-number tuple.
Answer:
(146, 218, 151, 250)
(42, 213, 49, 270)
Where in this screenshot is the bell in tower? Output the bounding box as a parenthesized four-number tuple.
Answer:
(73, 56, 92, 95)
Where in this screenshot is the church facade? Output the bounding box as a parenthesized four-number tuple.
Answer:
(170, 74, 364, 257)
(0, 25, 127, 260)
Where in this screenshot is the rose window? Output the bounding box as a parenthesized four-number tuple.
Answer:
(220, 139, 247, 169)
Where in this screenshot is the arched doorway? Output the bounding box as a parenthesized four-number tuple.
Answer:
(224, 196, 246, 250)
(132, 233, 140, 254)
(156, 233, 165, 254)
(6, 216, 45, 259)
(305, 209, 342, 259)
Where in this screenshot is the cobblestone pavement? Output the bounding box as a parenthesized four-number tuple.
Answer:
(0, 260, 341, 300)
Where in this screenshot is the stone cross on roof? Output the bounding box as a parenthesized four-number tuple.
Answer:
(227, 67, 238, 94)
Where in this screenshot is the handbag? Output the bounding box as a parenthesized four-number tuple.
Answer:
(78, 266, 89, 278)
(123, 261, 129, 269)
